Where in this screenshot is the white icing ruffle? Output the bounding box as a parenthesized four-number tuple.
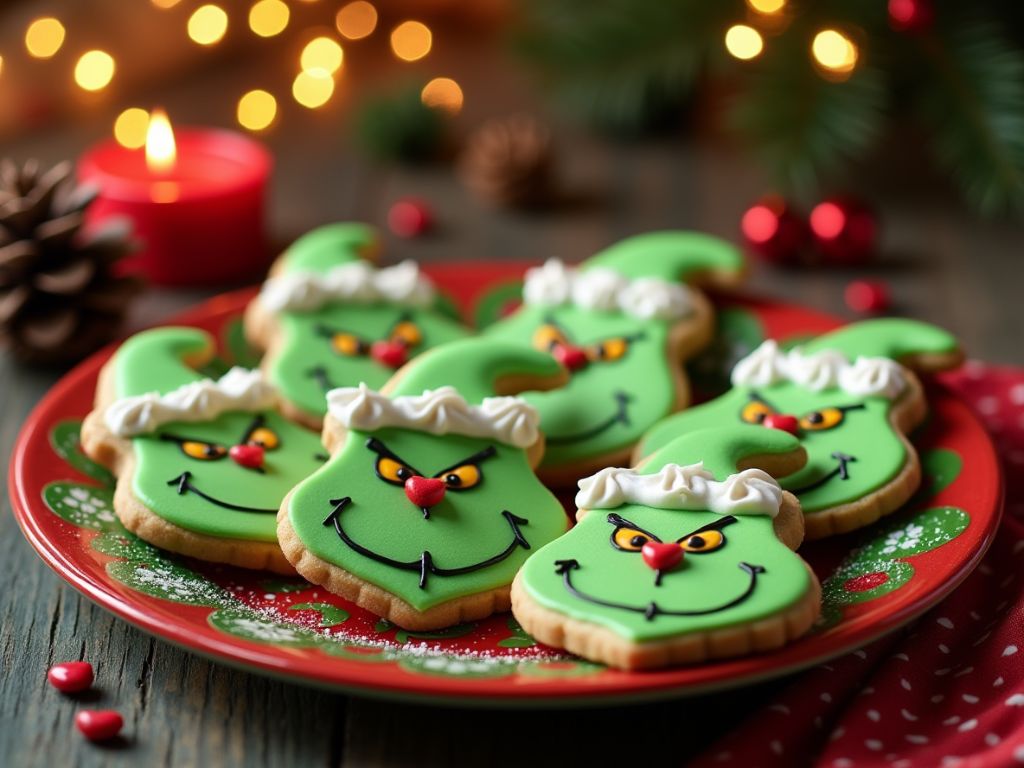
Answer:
(258, 260, 436, 313)
(522, 258, 693, 320)
(105, 368, 278, 437)
(575, 462, 782, 517)
(730, 340, 906, 400)
(326, 384, 540, 448)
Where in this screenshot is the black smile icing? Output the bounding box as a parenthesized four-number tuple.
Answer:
(554, 559, 765, 621)
(307, 366, 335, 393)
(547, 390, 632, 446)
(323, 497, 531, 589)
(790, 451, 857, 494)
(166, 471, 278, 514)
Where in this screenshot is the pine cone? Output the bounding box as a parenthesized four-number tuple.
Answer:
(0, 159, 141, 365)
(458, 115, 554, 208)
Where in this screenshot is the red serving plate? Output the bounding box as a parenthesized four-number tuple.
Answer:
(9, 263, 1003, 705)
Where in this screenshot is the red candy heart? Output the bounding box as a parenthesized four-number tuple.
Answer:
(47, 661, 94, 693)
(553, 344, 589, 372)
(75, 710, 123, 742)
(642, 541, 684, 572)
(404, 476, 447, 508)
(229, 443, 265, 469)
(763, 413, 800, 435)
(370, 340, 409, 369)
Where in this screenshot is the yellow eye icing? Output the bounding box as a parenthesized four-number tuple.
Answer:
(181, 441, 227, 460)
(741, 400, 775, 425)
(247, 426, 279, 450)
(799, 407, 844, 431)
(332, 332, 364, 356)
(532, 324, 566, 352)
(438, 463, 481, 489)
(391, 321, 423, 347)
(376, 456, 414, 485)
(680, 529, 725, 553)
(612, 527, 653, 552)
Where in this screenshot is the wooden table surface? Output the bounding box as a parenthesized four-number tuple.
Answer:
(1, 25, 1022, 768)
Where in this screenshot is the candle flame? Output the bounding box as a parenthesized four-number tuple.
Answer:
(146, 109, 177, 174)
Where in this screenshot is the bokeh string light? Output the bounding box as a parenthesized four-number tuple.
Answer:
(249, 0, 289, 38)
(237, 89, 277, 131)
(25, 17, 66, 59)
(420, 77, 463, 115)
(114, 107, 150, 149)
(724, 24, 764, 61)
(301, 37, 344, 74)
(292, 69, 334, 109)
(74, 50, 115, 92)
(390, 21, 432, 62)
(811, 28, 858, 76)
(336, 2, 377, 40)
(746, 0, 786, 14)
(188, 4, 229, 46)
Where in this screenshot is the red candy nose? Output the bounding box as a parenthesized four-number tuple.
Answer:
(553, 344, 589, 372)
(405, 476, 446, 508)
(763, 413, 800, 435)
(642, 541, 684, 572)
(75, 710, 124, 742)
(371, 340, 408, 369)
(229, 444, 265, 469)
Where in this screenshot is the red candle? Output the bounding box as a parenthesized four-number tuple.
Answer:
(78, 111, 272, 286)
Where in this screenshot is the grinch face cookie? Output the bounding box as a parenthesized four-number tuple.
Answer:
(81, 327, 325, 573)
(244, 222, 471, 428)
(277, 338, 571, 630)
(511, 426, 819, 670)
(637, 319, 963, 539)
(486, 231, 744, 485)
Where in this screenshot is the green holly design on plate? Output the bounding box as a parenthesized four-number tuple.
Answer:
(41, 419, 597, 680)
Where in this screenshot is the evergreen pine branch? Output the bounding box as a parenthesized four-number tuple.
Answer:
(516, 0, 740, 133)
(728, 37, 887, 199)
(915, 18, 1024, 215)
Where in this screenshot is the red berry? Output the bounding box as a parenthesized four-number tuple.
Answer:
(404, 476, 447, 508)
(641, 542, 684, 572)
(370, 340, 409, 369)
(740, 196, 806, 265)
(809, 198, 878, 266)
(229, 444, 265, 469)
(763, 413, 800, 435)
(888, 0, 933, 32)
(47, 662, 94, 693)
(388, 199, 433, 238)
(845, 280, 890, 314)
(75, 710, 123, 742)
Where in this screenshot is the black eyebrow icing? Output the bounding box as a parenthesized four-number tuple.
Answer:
(365, 437, 424, 477)
(434, 446, 498, 477)
(605, 512, 661, 542)
(159, 433, 223, 446)
(747, 390, 780, 411)
(239, 414, 266, 445)
(676, 515, 739, 542)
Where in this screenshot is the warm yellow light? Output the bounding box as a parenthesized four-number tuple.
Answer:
(25, 17, 66, 59)
(188, 5, 229, 46)
(292, 70, 334, 109)
(74, 50, 115, 92)
(248, 0, 289, 38)
(301, 37, 343, 74)
(237, 89, 277, 131)
(114, 107, 150, 149)
(724, 24, 764, 61)
(146, 109, 177, 174)
(812, 29, 858, 74)
(336, 2, 377, 40)
(421, 77, 463, 115)
(151, 0, 182, 8)
(0, 56, 4, 78)
(390, 21, 431, 62)
(747, 0, 786, 14)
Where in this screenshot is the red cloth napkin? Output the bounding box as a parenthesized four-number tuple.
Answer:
(694, 363, 1024, 768)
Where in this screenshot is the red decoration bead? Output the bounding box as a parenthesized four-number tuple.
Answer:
(763, 413, 800, 435)
(370, 340, 409, 369)
(740, 195, 806, 265)
(388, 198, 433, 238)
(229, 444, 265, 469)
(809, 198, 878, 266)
(404, 476, 447, 508)
(845, 280, 890, 314)
(641, 541, 684, 572)
(75, 710, 123, 742)
(888, 0, 933, 32)
(552, 344, 589, 372)
(47, 662, 94, 693)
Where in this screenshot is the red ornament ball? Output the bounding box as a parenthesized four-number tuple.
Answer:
(388, 198, 433, 238)
(809, 198, 878, 265)
(75, 710, 123, 742)
(845, 280, 890, 314)
(888, 0, 933, 32)
(740, 196, 805, 265)
(47, 661, 94, 693)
